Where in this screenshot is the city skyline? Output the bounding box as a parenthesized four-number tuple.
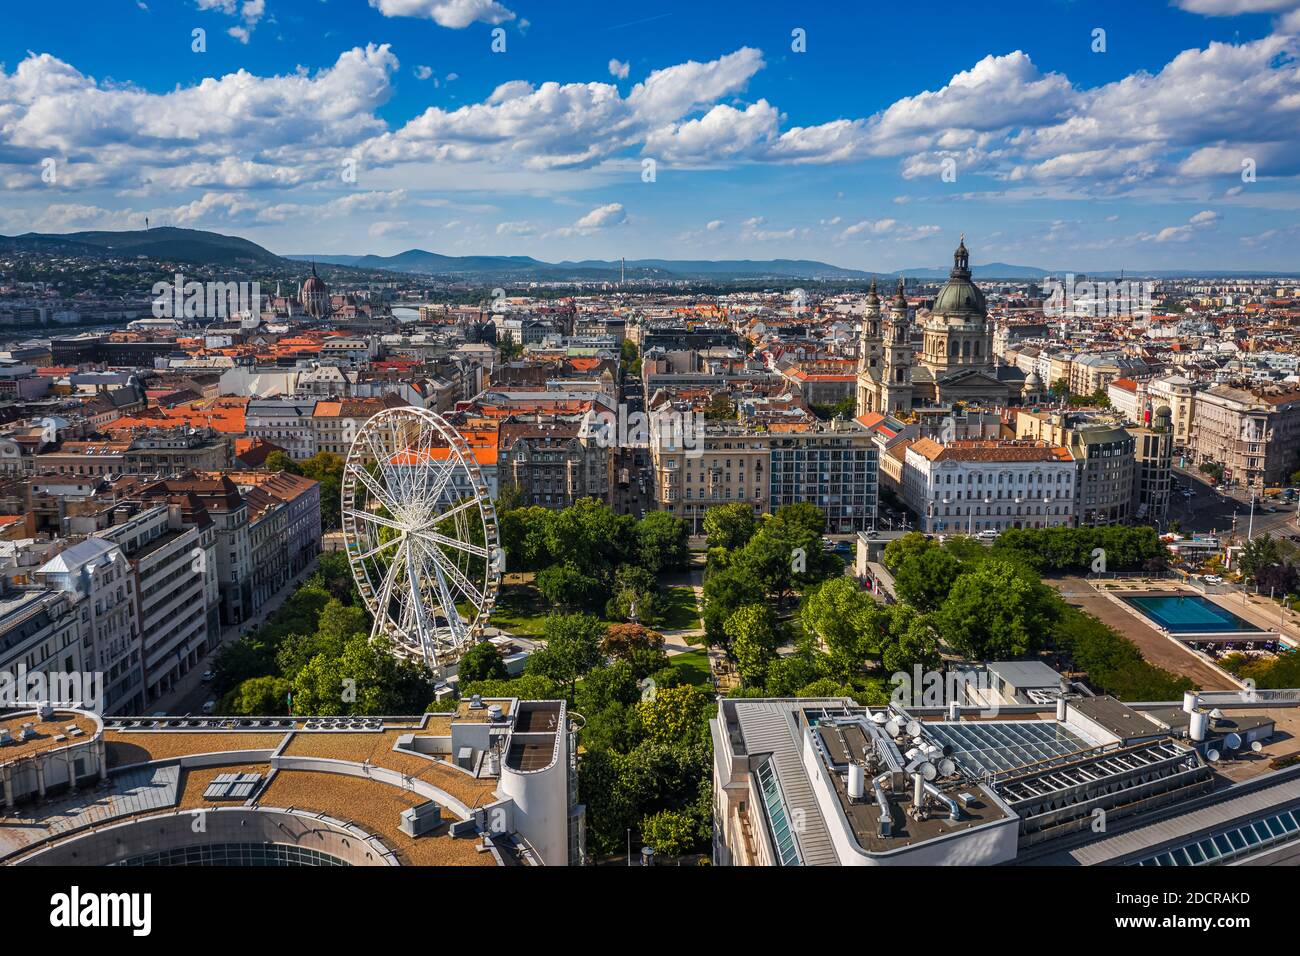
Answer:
(1, 0, 1299, 271)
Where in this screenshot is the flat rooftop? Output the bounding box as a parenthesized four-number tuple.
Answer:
(0, 711, 99, 766)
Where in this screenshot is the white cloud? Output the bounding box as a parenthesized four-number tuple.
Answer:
(609, 59, 630, 80)
(706, 219, 724, 231)
(496, 220, 535, 236)
(415, 65, 434, 80)
(368, 0, 516, 29)
(196, 0, 265, 44)
(551, 202, 627, 237)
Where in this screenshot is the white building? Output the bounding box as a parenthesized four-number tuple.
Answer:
(901, 438, 1076, 534)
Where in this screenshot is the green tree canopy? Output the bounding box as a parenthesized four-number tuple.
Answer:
(527, 612, 604, 697)
(703, 502, 759, 551)
(458, 640, 508, 683)
(936, 560, 1056, 660)
(724, 604, 783, 687)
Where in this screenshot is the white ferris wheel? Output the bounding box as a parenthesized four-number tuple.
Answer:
(340, 406, 500, 670)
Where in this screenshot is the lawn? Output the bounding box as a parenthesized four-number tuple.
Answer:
(666, 649, 711, 686)
(658, 585, 701, 631)
(489, 585, 554, 636)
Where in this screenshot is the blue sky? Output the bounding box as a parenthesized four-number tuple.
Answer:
(2, 0, 1299, 271)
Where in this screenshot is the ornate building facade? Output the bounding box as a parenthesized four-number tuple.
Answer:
(857, 237, 1025, 418)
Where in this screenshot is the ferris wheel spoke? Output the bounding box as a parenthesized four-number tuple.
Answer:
(373, 537, 406, 636)
(349, 534, 402, 564)
(349, 462, 404, 519)
(411, 535, 486, 609)
(412, 528, 489, 559)
(429, 495, 481, 526)
(349, 508, 407, 533)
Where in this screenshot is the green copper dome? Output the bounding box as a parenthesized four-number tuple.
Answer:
(931, 236, 987, 317)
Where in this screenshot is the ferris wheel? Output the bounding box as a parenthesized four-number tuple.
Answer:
(340, 406, 500, 670)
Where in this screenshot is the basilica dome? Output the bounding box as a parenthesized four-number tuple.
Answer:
(931, 236, 987, 317)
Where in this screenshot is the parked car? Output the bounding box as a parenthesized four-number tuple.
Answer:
(1204, 575, 1225, 585)
(201, 700, 217, 715)
(200, 669, 214, 683)
(976, 529, 999, 540)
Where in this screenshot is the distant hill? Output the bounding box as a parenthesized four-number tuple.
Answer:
(288, 250, 873, 280)
(0, 227, 284, 267)
(896, 261, 1051, 279)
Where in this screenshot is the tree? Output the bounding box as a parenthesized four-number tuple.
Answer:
(704, 394, 736, 420)
(936, 560, 1055, 660)
(635, 511, 689, 575)
(458, 640, 508, 683)
(536, 562, 597, 609)
(703, 503, 758, 551)
(1239, 533, 1281, 582)
(771, 502, 827, 538)
(601, 624, 668, 679)
(882, 531, 935, 575)
(495, 482, 525, 515)
(605, 564, 662, 624)
(1199, 460, 1225, 483)
(800, 577, 883, 681)
(640, 808, 699, 857)
(724, 604, 782, 686)
(527, 612, 604, 698)
(545, 498, 636, 581)
(222, 675, 291, 716)
(893, 547, 964, 611)
(879, 605, 941, 675)
(637, 684, 711, 747)
(295, 452, 345, 530)
(290, 635, 433, 715)
(497, 505, 554, 572)
(701, 566, 765, 647)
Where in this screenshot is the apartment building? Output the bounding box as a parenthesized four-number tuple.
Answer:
(768, 420, 879, 533)
(498, 419, 612, 509)
(36, 539, 144, 715)
(1015, 411, 1137, 526)
(95, 503, 218, 705)
(1191, 384, 1300, 489)
(0, 588, 85, 695)
(902, 438, 1076, 534)
(310, 395, 405, 458)
(135, 476, 253, 627)
(1146, 375, 1197, 451)
(650, 417, 879, 534)
(245, 399, 316, 460)
(653, 423, 770, 534)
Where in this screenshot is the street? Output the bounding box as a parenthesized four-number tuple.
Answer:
(1168, 465, 1299, 541)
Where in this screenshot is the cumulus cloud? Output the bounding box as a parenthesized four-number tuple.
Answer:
(609, 59, 630, 80)
(196, 0, 265, 44)
(1138, 208, 1222, 243)
(0, 45, 398, 190)
(369, 0, 516, 28)
(551, 202, 627, 236)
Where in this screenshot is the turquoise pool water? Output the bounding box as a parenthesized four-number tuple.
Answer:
(1122, 594, 1264, 634)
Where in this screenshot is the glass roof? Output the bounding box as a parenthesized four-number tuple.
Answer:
(924, 720, 1094, 778)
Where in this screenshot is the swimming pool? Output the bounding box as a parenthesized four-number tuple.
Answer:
(1122, 594, 1264, 634)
